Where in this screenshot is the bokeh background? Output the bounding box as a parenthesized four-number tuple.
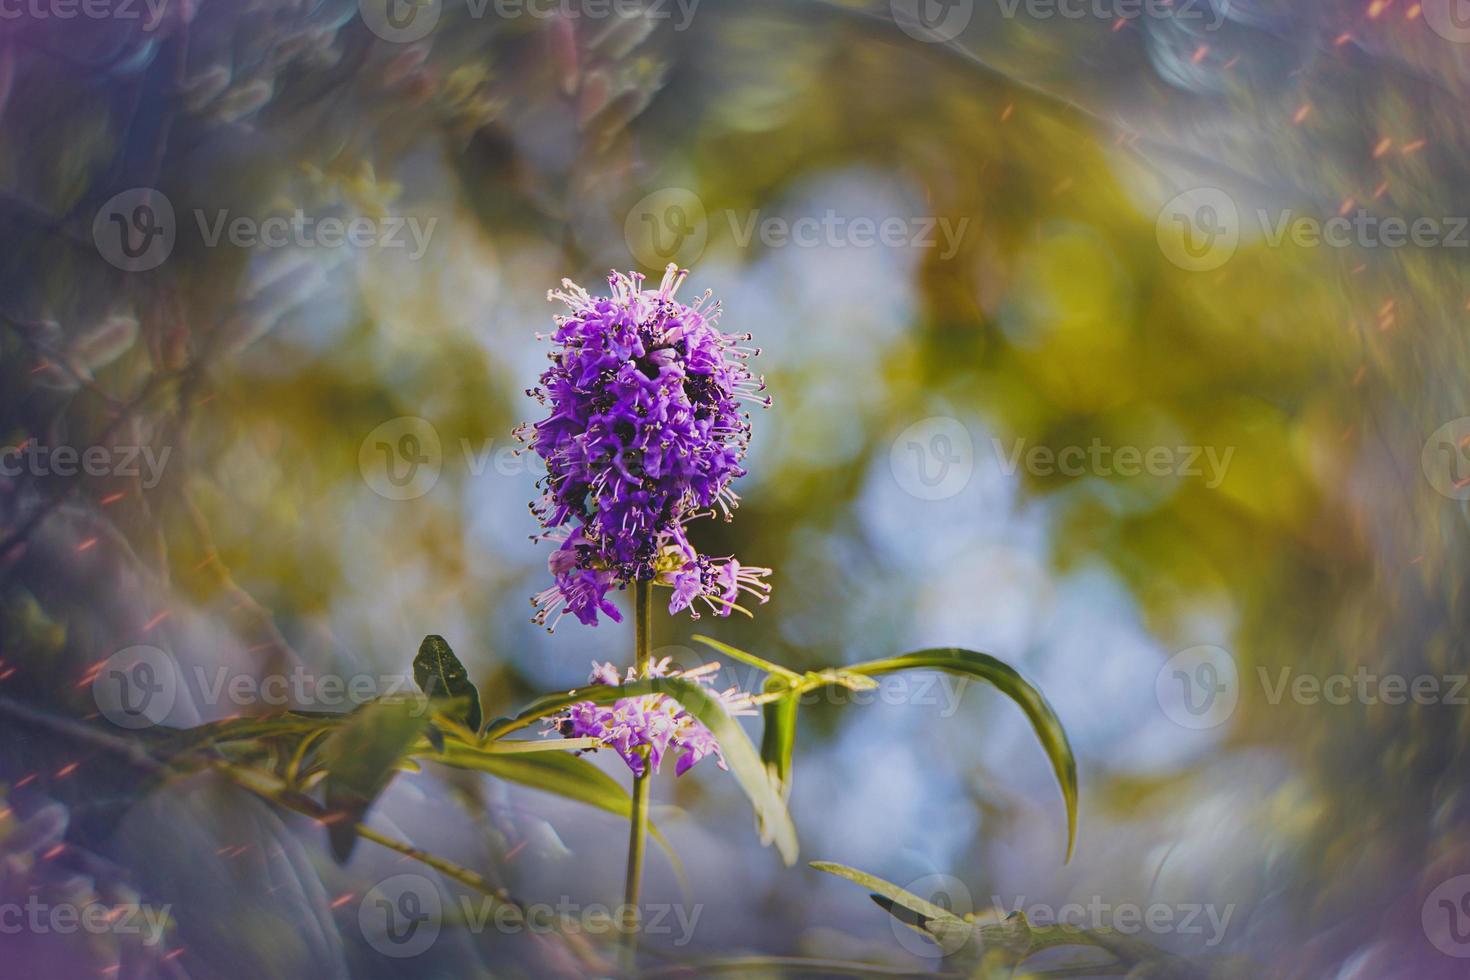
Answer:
(2, 0, 1470, 976)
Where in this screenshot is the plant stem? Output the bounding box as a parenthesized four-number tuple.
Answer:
(621, 578, 655, 974)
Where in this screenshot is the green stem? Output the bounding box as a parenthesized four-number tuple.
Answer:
(622, 578, 655, 974)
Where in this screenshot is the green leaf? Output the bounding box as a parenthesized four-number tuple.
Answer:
(472, 737, 603, 754)
(809, 861, 965, 926)
(484, 676, 799, 865)
(760, 680, 799, 801)
(319, 697, 429, 861)
(848, 649, 1078, 862)
(811, 861, 980, 960)
(692, 634, 801, 680)
(413, 635, 482, 733)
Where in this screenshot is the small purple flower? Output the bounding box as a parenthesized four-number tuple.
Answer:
(548, 658, 753, 777)
(520, 264, 772, 629)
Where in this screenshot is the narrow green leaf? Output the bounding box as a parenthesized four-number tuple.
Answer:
(320, 697, 429, 861)
(813, 861, 979, 958)
(483, 676, 799, 865)
(692, 634, 801, 680)
(869, 895, 980, 955)
(413, 635, 483, 733)
(474, 737, 603, 754)
(848, 649, 1078, 862)
(809, 861, 966, 925)
(760, 680, 799, 801)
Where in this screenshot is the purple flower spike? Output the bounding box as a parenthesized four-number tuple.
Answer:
(548, 658, 754, 777)
(519, 265, 772, 630)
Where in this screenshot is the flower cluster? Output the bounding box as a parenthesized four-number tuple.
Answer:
(548, 658, 754, 777)
(521, 264, 771, 629)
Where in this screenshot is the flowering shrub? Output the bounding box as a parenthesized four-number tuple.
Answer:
(102, 264, 1075, 975)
